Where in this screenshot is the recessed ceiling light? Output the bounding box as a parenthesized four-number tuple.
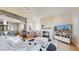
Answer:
(24, 7, 31, 13)
(27, 9, 30, 13)
(25, 8, 31, 13)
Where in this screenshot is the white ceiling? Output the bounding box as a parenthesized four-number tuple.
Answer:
(0, 7, 74, 18)
(29, 7, 73, 18)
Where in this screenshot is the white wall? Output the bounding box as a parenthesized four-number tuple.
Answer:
(40, 15, 72, 28)
(72, 8, 79, 48)
(27, 16, 41, 32)
(34, 17, 41, 31)
(18, 22, 25, 32)
(53, 16, 72, 25)
(41, 16, 54, 28)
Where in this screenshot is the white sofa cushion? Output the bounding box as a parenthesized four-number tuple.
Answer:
(0, 39, 15, 51)
(6, 35, 23, 47)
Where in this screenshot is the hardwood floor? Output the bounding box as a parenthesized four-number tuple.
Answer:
(52, 39, 79, 51)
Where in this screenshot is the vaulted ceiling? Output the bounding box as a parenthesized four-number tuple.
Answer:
(0, 7, 75, 18)
(30, 7, 73, 17)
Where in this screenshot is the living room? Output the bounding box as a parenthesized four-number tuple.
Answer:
(0, 7, 79, 51)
